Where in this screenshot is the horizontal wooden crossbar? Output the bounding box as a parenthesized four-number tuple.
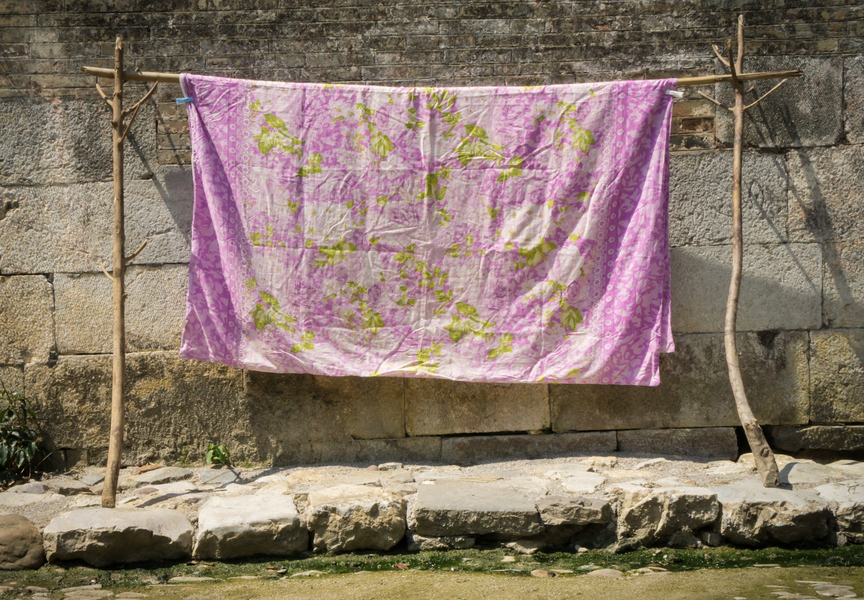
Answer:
(80, 65, 803, 87)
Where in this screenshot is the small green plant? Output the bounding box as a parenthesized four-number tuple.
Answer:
(0, 380, 48, 486)
(205, 443, 230, 466)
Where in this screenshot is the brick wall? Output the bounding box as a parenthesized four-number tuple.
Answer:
(0, 0, 862, 467)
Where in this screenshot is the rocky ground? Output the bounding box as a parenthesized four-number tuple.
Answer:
(0, 452, 863, 569)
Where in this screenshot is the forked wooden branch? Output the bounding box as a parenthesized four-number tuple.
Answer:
(716, 15, 781, 488)
(95, 82, 112, 108)
(712, 44, 730, 69)
(697, 91, 732, 112)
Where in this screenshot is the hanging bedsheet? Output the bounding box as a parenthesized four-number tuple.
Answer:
(178, 74, 676, 385)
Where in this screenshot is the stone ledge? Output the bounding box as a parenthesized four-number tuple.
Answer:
(441, 432, 616, 465)
(617, 428, 738, 460)
(768, 426, 864, 453)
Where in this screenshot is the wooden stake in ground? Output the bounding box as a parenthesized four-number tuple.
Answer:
(96, 36, 157, 508)
(700, 16, 789, 488)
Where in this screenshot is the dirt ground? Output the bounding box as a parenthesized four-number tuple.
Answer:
(144, 567, 864, 600)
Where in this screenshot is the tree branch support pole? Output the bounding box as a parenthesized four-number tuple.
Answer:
(723, 16, 783, 488)
(98, 36, 156, 508)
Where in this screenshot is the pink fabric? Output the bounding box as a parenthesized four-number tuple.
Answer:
(179, 74, 675, 385)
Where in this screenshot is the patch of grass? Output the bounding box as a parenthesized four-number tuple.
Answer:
(3, 546, 864, 591)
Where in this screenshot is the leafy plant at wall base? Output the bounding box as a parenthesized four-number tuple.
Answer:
(0, 382, 48, 486)
(205, 444, 231, 466)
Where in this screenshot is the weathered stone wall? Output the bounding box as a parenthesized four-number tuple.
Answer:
(0, 0, 862, 467)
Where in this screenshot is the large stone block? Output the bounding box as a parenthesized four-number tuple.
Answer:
(0, 98, 155, 186)
(55, 265, 188, 354)
(787, 146, 864, 243)
(617, 428, 737, 460)
(440, 432, 616, 465)
(551, 331, 809, 431)
(810, 329, 864, 424)
(194, 494, 308, 560)
(0, 275, 54, 365)
(822, 242, 864, 328)
(24, 352, 249, 464)
(307, 484, 406, 553)
(0, 167, 192, 274)
(43, 508, 193, 567)
(411, 480, 543, 539)
(0, 366, 23, 392)
(845, 56, 864, 144)
(308, 437, 441, 465)
(405, 379, 549, 436)
(245, 373, 405, 465)
(716, 57, 842, 148)
(670, 244, 821, 333)
(669, 151, 787, 247)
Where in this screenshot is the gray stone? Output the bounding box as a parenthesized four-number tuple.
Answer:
(306, 484, 406, 553)
(0, 98, 155, 186)
(716, 56, 843, 148)
(43, 508, 193, 567)
(813, 481, 864, 544)
(199, 469, 240, 486)
(45, 479, 91, 496)
(130, 467, 193, 488)
(830, 460, 864, 478)
(246, 372, 406, 465)
(778, 462, 852, 486)
(8, 482, 48, 494)
(25, 353, 248, 465)
(669, 151, 788, 247)
(616, 484, 719, 550)
(537, 496, 611, 528)
(769, 426, 864, 453)
(0, 168, 191, 275)
(54, 265, 188, 354)
(536, 495, 612, 546)
(845, 56, 864, 144)
(0, 515, 44, 570)
(411, 480, 542, 539)
(505, 539, 547, 554)
(788, 146, 864, 244)
(822, 242, 864, 328)
(617, 428, 738, 460)
(405, 379, 549, 436)
(79, 474, 105, 487)
(810, 329, 864, 423)
(711, 481, 832, 546)
(193, 494, 308, 560)
(670, 244, 821, 333)
(552, 332, 809, 431)
(0, 276, 54, 365)
(405, 533, 475, 551)
(168, 576, 215, 583)
(441, 432, 616, 465)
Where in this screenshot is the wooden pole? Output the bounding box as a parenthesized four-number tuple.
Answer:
(79, 64, 803, 88)
(723, 16, 781, 488)
(102, 35, 126, 508)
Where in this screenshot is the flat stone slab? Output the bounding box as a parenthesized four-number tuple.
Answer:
(45, 479, 91, 496)
(712, 481, 832, 546)
(194, 494, 307, 560)
(79, 474, 105, 487)
(0, 492, 64, 507)
(199, 469, 240, 486)
(8, 482, 49, 494)
(411, 481, 542, 539)
(128, 467, 193, 488)
(617, 485, 719, 550)
(779, 461, 854, 485)
(561, 473, 605, 494)
(43, 508, 193, 567)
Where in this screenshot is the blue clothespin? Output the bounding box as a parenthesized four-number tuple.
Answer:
(176, 96, 194, 104)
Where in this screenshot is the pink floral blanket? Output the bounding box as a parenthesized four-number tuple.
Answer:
(179, 75, 675, 385)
